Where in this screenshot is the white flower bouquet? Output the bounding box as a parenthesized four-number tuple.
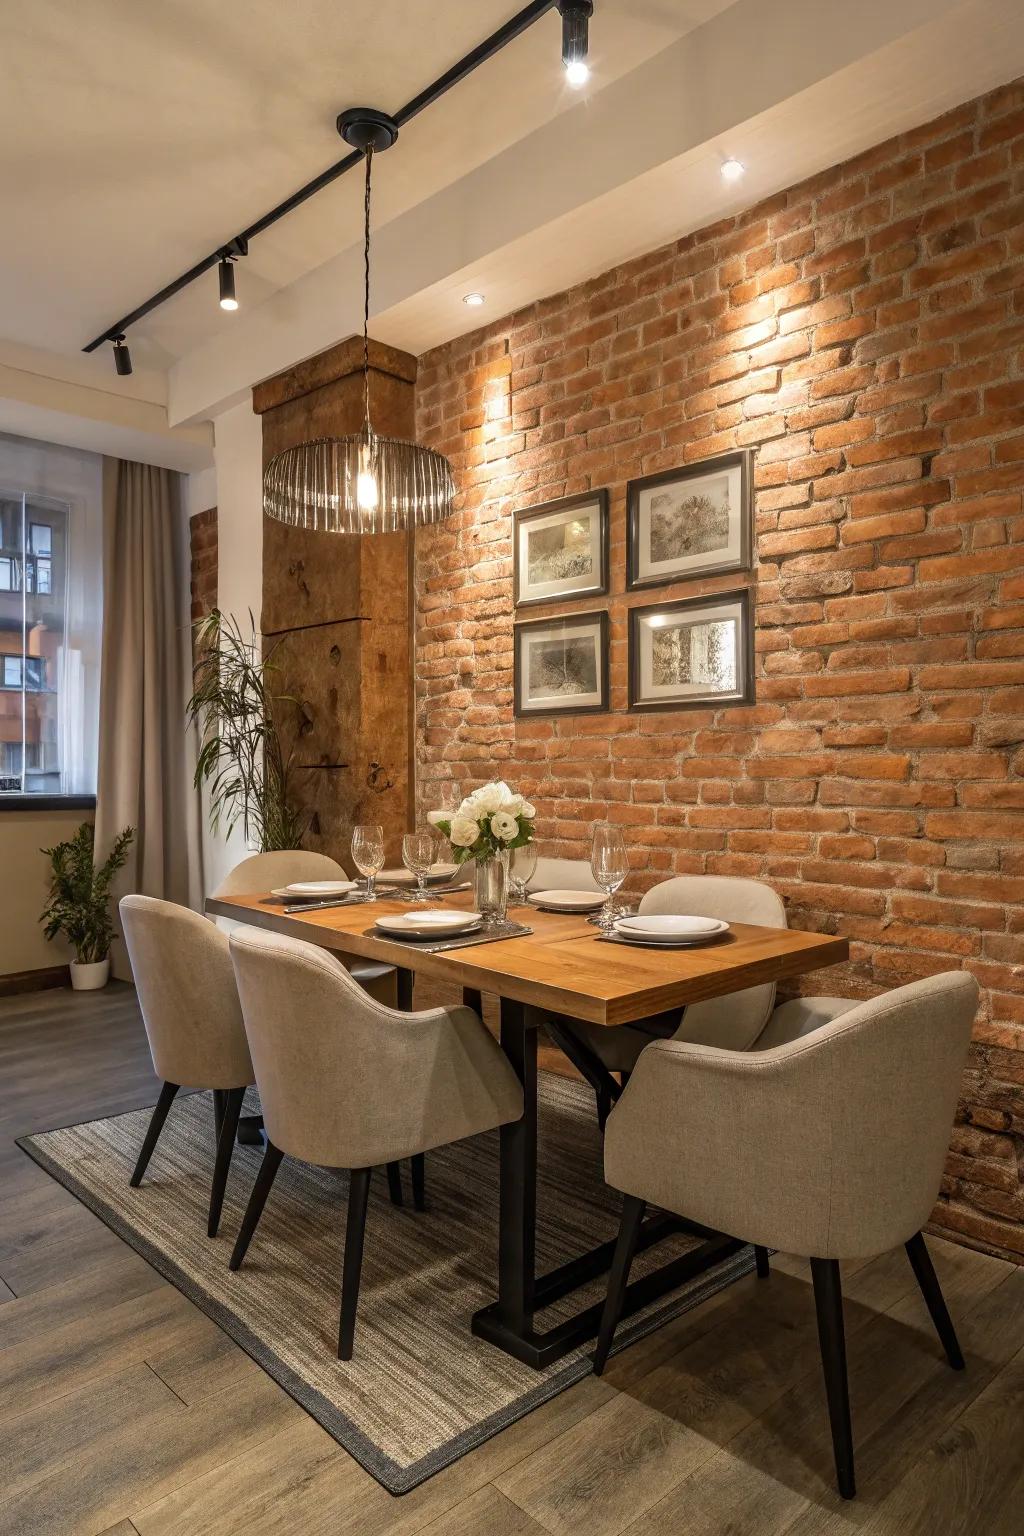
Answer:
(428, 781, 536, 866)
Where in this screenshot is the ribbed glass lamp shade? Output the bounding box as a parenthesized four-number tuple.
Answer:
(263, 433, 456, 534)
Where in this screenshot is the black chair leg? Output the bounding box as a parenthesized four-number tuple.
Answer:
(593, 1194, 646, 1375)
(411, 1152, 426, 1212)
(212, 1089, 227, 1143)
(130, 1081, 179, 1187)
(386, 1161, 404, 1207)
(208, 1087, 246, 1238)
(339, 1167, 372, 1360)
(229, 1141, 284, 1271)
(905, 1231, 965, 1370)
(755, 1245, 771, 1279)
(811, 1258, 856, 1500)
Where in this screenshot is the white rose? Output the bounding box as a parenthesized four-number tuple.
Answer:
(426, 809, 446, 826)
(473, 783, 506, 815)
(520, 800, 536, 819)
(449, 815, 479, 848)
(490, 811, 519, 843)
(502, 792, 524, 815)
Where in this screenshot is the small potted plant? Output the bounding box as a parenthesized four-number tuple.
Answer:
(40, 822, 135, 990)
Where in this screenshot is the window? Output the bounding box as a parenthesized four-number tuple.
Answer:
(0, 489, 94, 796)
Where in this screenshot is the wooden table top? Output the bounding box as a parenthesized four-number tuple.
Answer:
(207, 889, 849, 1027)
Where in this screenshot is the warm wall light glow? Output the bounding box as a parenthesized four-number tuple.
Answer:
(356, 439, 379, 512)
(565, 60, 589, 87)
(721, 157, 745, 182)
(463, 292, 485, 307)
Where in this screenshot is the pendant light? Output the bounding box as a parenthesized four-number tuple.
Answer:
(263, 109, 455, 535)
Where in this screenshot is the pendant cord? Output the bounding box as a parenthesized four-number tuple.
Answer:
(362, 146, 373, 437)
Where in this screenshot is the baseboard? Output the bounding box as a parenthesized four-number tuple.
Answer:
(0, 964, 71, 997)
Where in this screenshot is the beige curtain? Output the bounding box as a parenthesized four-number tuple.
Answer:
(96, 460, 203, 972)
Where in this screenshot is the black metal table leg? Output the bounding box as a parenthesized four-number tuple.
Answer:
(396, 966, 414, 1011)
(471, 1000, 748, 1370)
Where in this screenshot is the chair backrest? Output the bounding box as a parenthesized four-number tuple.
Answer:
(528, 856, 602, 893)
(228, 926, 523, 1168)
(211, 850, 348, 898)
(771, 971, 978, 1255)
(639, 875, 787, 1050)
(120, 895, 253, 1090)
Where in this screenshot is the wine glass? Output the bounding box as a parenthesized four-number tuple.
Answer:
(402, 831, 436, 903)
(435, 780, 461, 818)
(508, 843, 538, 904)
(351, 824, 385, 902)
(590, 824, 628, 932)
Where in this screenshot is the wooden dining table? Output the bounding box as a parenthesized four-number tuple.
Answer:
(206, 886, 849, 1369)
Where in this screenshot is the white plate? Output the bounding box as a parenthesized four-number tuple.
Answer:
(614, 915, 729, 944)
(273, 880, 357, 899)
(375, 910, 482, 938)
(379, 863, 461, 886)
(527, 889, 605, 912)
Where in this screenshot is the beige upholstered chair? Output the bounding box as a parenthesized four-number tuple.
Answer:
(120, 895, 255, 1239)
(212, 850, 396, 1008)
(594, 970, 979, 1500)
(547, 875, 788, 1126)
(526, 856, 603, 893)
(227, 926, 524, 1359)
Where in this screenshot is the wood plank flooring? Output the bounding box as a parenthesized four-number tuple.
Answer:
(1, 983, 1022, 1536)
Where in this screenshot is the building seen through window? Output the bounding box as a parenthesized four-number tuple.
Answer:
(0, 495, 70, 793)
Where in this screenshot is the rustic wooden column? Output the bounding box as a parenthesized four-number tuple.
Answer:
(253, 337, 415, 863)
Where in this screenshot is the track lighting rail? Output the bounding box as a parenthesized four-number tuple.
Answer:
(81, 1, 559, 356)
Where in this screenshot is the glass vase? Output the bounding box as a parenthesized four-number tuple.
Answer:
(474, 852, 509, 924)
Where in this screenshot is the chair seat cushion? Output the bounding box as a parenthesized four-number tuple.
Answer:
(753, 995, 861, 1051)
(562, 1014, 679, 1073)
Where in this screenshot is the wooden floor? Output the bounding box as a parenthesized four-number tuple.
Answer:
(2, 986, 1023, 1536)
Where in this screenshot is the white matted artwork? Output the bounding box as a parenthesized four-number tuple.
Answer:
(514, 490, 609, 607)
(514, 611, 609, 717)
(629, 590, 754, 712)
(627, 451, 751, 589)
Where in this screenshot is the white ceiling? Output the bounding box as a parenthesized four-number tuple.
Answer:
(3, 0, 1024, 449)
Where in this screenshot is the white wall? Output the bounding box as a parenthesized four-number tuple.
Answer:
(197, 397, 264, 896)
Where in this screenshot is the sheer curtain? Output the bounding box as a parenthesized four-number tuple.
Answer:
(95, 459, 203, 972)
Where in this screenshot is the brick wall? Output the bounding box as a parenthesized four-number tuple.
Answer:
(414, 79, 1024, 1263)
(189, 507, 218, 626)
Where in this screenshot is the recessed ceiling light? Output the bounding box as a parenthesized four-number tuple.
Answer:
(721, 158, 745, 182)
(565, 60, 589, 87)
(463, 292, 485, 307)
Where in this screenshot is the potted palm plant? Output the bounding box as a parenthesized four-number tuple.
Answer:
(187, 609, 310, 850)
(40, 822, 135, 990)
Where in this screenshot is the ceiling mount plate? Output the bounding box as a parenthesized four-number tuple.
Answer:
(337, 108, 399, 154)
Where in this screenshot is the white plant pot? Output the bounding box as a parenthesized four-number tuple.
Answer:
(70, 957, 110, 991)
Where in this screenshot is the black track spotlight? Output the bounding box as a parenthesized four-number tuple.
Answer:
(112, 334, 132, 376)
(218, 257, 238, 311)
(557, 0, 592, 87)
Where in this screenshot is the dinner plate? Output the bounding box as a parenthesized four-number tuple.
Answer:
(378, 863, 461, 887)
(374, 910, 482, 938)
(613, 915, 730, 946)
(527, 889, 605, 913)
(272, 880, 358, 899)
(616, 914, 728, 940)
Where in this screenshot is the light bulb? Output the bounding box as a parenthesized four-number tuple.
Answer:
(565, 60, 589, 87)
(721, 158, 745, 182)
(463, 292, 485, 307)
(356, 440, 378, 512)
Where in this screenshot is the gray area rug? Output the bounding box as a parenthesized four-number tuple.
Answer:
(19, 1074, 755, 1493)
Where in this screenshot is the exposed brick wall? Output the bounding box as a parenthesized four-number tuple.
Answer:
(189, 507, 218, 626)
(414, 79, 1024, 1263)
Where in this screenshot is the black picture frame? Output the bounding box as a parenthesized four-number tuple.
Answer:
(626, 449, 752, 591)
(514, 609, 609, 718)
(628, 588, 755, 713)
(513, 489, 609, 608)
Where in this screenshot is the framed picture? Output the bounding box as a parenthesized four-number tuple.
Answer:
(626, 450, 751, 589)
(514, 610, 609, 718)
(628, 589, 754, 712)
(513, 489, 609, 607)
